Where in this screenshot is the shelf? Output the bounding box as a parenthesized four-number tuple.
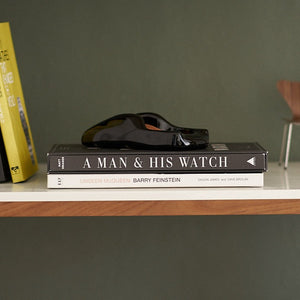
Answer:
(0, 162, 300, 216)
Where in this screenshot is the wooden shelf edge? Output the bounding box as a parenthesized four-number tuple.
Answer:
(1, 199, 300, 217)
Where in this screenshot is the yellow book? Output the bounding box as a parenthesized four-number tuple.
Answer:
(0, 22, 38, 182)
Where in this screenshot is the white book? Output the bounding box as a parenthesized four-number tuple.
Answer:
(47, 172, 264, 188)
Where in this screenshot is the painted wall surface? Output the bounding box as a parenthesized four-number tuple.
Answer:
(1, 1, 300, 299)
(0, 216, 300, 299)
(1, 0, 300, 161)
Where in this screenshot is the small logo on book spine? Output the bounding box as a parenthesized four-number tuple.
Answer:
(57, 157, 65, 169)
(11, 166, 20, 174)
(247, 157, 256, 166)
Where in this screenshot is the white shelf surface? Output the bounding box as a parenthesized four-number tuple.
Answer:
(0, 162, 300, 202)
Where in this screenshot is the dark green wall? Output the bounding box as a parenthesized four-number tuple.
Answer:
(0, 216, 300, 299)
(1, 1, 300, 299)
(2, 0, 300, 161)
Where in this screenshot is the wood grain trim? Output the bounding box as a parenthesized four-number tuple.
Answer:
(1, 199, 300, 217)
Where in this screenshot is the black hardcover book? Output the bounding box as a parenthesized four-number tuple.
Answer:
(47, 143, 268, 174)
(0, 129, 11, 182)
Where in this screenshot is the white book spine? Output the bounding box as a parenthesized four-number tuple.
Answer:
(47, 173, 264, 188)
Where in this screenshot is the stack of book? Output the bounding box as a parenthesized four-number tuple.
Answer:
(47, 142, 268, 188)
(0, 22, 38, 183)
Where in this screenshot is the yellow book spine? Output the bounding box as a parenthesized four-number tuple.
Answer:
(0, 22, 38, 182)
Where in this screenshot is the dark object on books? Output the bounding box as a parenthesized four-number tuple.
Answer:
(277, 80, 300, 169)
(81, 113, 209, 150)
(0, 129, 11, 183)
(47, 142, 268, 174)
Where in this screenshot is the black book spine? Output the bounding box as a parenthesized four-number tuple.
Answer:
(0, 129, 11, 182)
(47, 152, 267, 173)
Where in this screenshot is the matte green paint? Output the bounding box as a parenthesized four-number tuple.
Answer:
(0, 1, 300, 299)
(1, 0, 300, 162)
